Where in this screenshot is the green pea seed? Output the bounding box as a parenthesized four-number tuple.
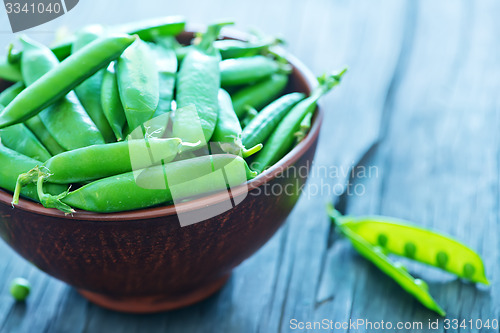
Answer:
(377, 234, 388, 247)
(436, 251, 448, 268)
(463, 263, 476, 279)
(10, 277, 31, 301)
(404, 242, 417, 259)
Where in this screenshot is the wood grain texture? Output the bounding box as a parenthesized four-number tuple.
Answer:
(0, 0, 499, 332)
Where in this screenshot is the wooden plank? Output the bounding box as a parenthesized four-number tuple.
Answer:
(278, 0, 411, 331)
(316, 0, 500, 331)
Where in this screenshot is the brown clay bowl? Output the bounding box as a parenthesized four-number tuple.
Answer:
(0, 31, 322, 313)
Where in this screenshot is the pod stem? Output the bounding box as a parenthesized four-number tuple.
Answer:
(36, 169, 74, 215)
(198, 21, 234, 52)
(12, 167, 40, 205)
(247, 169, 259, 179)
(326, 202, 349, 226)
(7, 43, 19, 64)
(178, 140, 203, 154)
(242, 143, 263, 159)
(315, 67, 348, 97)
(268, 49, 293, 74)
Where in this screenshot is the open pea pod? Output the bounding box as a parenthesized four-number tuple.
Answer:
(339, 224, 446, 316)
(335, 213, 489, 285)
(327, 205, 490, 316)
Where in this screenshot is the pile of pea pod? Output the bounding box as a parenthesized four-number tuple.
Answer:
(0, 17, 346, 214)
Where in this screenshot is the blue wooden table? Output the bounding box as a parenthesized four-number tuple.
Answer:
(1, 0, 499, 332)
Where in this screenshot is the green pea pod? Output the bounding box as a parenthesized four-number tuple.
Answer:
(253, 70, 347, 172)
(0, 145, 65, 202)
(0, 119, 51, 162)
(50, 43, 71, 61)
(174, 22, 233, 144)
(1, 83, 65, 155)
(117, 39, 159, 132)
(143, 39, 178, 139)
(20, 36, 105, 150)
(241, 106, 258, 128)
(151, 37, 178, 116)
(0, 82, 65, 156)
(0, 82, 24, 105)
(41, 94, 105, 150)
(10, 42, 69, 63)
(220, 55, 281, 87)
(176, 37, 281, 63)
(8, 39, 76, 64)
(101, 62, 126, 141)
(294, 112, 313, 144)
(241, 92, 305, 148)
(6, 16, 186, 65)
(24, 117, 65, 156)
(43, 138, 184, 184)
(0, 86, 51, 160)
(231, 73, 289, 118)
(215, 38, 280, 59)
(0, 34, 136, 128)
(11, 138, 189, 205)
(115, 16, 186, 41)
(19, 37, 59, 84)
(212, 89, 262, 158)
(170, 34, 192, 61)
(0, 57, 22, 82)
(40, 154, 256, 213)
(338, 222, 446, 316)
(334, 213, 489, 285)
(72, 25, 115, 143)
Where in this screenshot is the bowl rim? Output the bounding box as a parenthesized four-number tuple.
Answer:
(0, 29, 322, 222)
